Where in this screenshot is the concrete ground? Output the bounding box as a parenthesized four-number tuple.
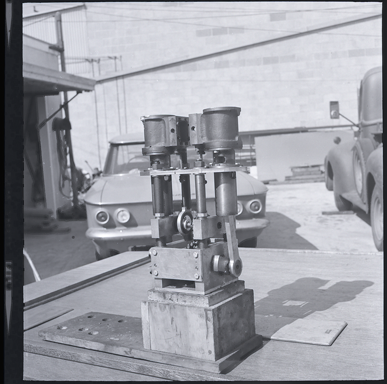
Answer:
(24, 220, 96, 280)
(257, 181, 376, 253)
(23, 181, 379, 281)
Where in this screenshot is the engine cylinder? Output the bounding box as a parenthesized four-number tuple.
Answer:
(201, 107, 242, 150)
(214, 172, 238, 216)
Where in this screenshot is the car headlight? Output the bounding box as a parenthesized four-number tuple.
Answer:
(248, 199, 262, 214)
(237, 201, 243, 216)
(95, 210, 109, 224)
(116, 208, 131, 224)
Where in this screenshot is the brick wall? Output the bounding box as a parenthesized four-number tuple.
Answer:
(64, 2, 382, 169)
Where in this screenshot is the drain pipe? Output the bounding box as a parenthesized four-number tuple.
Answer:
(49, 11, 79, 209)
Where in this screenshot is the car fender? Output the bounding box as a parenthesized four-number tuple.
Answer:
(357, 137, 376, 162)
(325, 140, 356, 196)
(84, 178, 107, 205)
(365, 145, 383, 212)
(237, 171, 268, 196)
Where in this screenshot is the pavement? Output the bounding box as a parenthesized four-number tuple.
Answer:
(24, 220, 96, 280)
(257, 181, 376, 253)
(23, 181, 379, 281)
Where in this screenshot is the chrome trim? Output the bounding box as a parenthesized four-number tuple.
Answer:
(86, 217, 269, 242)
(247, 199, 262, 214)
(237, 201, 243, 216)
(115, 208, 131, 224)
(95, 209, 109, 224)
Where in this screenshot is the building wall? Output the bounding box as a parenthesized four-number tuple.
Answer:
(23, 2, 383, 170)
(23, 34, 71, 215)
(38, 96, 72, 214)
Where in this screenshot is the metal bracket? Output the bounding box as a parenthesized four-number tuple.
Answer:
(224, 216, 242, 277)
(193, 216, 224, 240)
(150, 215, 178, 239)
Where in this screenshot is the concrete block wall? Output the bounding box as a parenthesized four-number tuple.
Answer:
(65, 2, 382, 170)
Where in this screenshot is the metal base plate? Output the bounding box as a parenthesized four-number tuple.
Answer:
(147, 164, 247, 176)
(38, 312, 262, 374)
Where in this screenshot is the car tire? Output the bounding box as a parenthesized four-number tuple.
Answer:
(333, 176, 352, 211)
(324, 160, 333, 191)
(95, 249, 119, 261)
(95, 251, 108, 261)
(370, 185, 383, 252)
(239, 237, 258, 248)
(352, 141, 366, 202)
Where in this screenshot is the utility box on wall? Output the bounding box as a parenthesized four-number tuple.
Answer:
(254, 129, 355, 183)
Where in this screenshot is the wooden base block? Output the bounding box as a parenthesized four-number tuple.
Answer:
(142, 287, 258, 362)
(38, 312, 262, 374)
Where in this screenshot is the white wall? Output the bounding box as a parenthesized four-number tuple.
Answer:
(23, 2, 383, 172)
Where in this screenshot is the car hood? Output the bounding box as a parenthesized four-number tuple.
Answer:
(85, 174, 152, 205)
(236, 171, 268, 195)
(85, 170, 267, 205)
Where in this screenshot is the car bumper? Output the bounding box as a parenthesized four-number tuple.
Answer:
(86, 217, 269, 254)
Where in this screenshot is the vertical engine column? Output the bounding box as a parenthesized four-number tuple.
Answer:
(141, 107, 261, 368)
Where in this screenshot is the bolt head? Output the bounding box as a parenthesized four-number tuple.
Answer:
(193, 252, 198, 258)
(152, 249, 157, 256)
(194, 273, 199, 279)
(153, 270, 158, 276)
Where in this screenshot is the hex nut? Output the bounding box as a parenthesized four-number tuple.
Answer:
(194, 273, 199, 279)
(153, 270, 159, 276)
(152, 249, 157, 256)
(193, 252, 198, 258)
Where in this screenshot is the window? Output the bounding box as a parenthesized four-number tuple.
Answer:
(103, 143, 149, 175)
(360, 70, 382, 124)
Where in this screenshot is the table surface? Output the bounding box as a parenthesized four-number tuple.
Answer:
(24, 248, 384, 381)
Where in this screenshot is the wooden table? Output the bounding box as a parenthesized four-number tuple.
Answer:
(24, 248, 384, 381)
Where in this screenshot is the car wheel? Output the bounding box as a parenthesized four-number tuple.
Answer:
(239, 237, 258, 248)
(370, 185, 383, 251)
(95, 249, 119, 261)
(352, 141, 366, 202)
(95, 251, 107, 261)
(324, 160, 333, 191)
(333, 176, 352, 211)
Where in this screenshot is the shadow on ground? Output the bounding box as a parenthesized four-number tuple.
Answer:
(254, 277, 374, 339)
(256, 212, 318, 250)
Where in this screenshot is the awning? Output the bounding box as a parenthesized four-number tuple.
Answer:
(23, 62, 96, 96)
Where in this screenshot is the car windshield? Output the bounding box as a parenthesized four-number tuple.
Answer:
(103, 143, 149, 175)
(103, 143, 246, 175)
(360, 69, 382, 123)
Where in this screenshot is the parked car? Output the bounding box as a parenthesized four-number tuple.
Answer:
(324, 66, 383, 251)
(84, 133, 269, 260)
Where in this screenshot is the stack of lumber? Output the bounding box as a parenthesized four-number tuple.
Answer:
(24, 207, 59, 232)
(285, 164, 325, 183)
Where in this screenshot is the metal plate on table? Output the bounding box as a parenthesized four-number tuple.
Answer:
(38, 311, 261, 374)
(39, 312, 144, 356)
